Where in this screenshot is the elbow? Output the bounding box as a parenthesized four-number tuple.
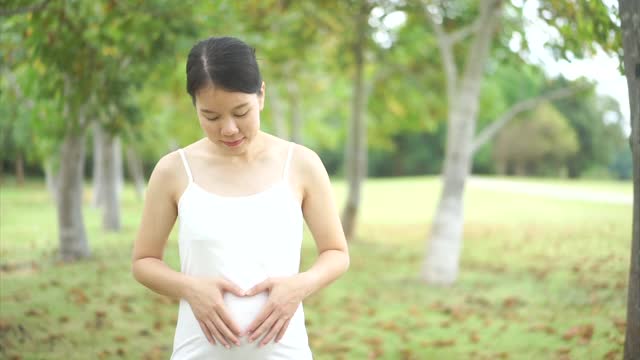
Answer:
(131, 258, 143, 283)
(342, 250, 350, 274)
(130, 260, 139, 282)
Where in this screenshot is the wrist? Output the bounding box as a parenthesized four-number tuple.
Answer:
(298, 271, 319, 299)
(180, 274, 196, 301)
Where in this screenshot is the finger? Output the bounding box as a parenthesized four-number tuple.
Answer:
(275, 318, 291, 343)
(245, 303, 275, 336)
(249, 312, 278, 344)
(206, 318, 230, 349)
(260, 318, 286, 347)
(212, 312, 240, 346)
(215, 305, 243, 336)
(219, 278, 247, 297)
(246, 278, 271, 296)
(198, 320, 216, 345)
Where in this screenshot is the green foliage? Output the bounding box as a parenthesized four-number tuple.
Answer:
(0, 0, 627, 181)
(550, 78, 629, 178)
(493, 102, 579, 176)
(609, 146, 633, 180)
(537, 0, 622, 63)
(4, 0, 198, 151)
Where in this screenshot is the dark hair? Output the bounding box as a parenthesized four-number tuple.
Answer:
(186, 36, 262, 105)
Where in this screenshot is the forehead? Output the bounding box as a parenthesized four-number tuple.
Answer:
(195, 85, 257, 110)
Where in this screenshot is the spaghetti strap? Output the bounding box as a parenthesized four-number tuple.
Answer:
(282, 142, 295, 179)
(177, 149, 194, 183)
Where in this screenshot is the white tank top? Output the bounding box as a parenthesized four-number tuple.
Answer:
(170, 143, 313, 360)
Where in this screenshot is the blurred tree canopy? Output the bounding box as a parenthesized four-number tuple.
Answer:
(0, 0, 630, 182)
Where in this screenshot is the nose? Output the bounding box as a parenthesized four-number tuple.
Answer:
(220, 118, 239, 137)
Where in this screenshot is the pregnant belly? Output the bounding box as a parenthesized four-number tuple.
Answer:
(223, 291, 269, 333)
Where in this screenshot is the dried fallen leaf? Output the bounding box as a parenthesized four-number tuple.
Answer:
(24, 308, 46, 317)
(120, 303, 133, 313)
(114, 335, 127, 343)
(603, 348, 620, 360)
(431, 339, 456, 347)
(612, 318, 625, 334)
(529, 324, 556, 334)
(562, 324, 594, 343)
(469, 331, 480, 343)
(68, 287, 89, 305)
(502, 297, 525, 308)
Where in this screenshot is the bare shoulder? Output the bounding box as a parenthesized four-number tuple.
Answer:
(147, 150, 189, 204)
(291, 143, 324, 173)
(290, 143, 330, 199)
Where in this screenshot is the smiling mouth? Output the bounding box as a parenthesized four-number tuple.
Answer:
(222, 138, 245, 147)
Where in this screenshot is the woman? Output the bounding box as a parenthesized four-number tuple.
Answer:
(131, 36, 350, 359)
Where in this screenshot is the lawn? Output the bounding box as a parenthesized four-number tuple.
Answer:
(0, 176, 631, 359)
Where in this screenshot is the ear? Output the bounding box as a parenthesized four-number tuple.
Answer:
(258, 81, 266, 111)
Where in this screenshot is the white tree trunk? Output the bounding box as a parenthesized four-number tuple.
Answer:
(422, 0, 502, 285)
(92, 122, 105, 208)
(268, 84, 288, 139)
(341, 3, 368, 241)
(44, 159, 58, 202)
(56, 130, 91, 261)
(125, 145, 145, 200)
(15, 153, 25, 186)
(102, 133, 121, 231)
(422, 96, 477, 284)
(619, 0, 640, 358)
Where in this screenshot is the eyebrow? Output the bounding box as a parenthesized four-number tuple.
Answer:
(200, 102, 250, 114)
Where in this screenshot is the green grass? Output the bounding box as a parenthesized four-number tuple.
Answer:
(0, 176, 631, 359)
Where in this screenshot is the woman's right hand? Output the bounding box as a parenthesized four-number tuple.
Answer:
(184, 276, 246, 348)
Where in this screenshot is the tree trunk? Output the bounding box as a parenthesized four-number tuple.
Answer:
(56, 130, 91, 261)
(289, 81, 303, 144)
(44, 159, 58, 202)
(341, 3, 368, 241)
(422, 96, 478, 285)
(125, 145, 145, 200)
(422, 0, 502, 285)
(15, 152, 25, 186)
(102, 133, 121, 231)
(619, 0, 640, 358)
(92, 122, 105, 208)
(268, 84, 288, 139)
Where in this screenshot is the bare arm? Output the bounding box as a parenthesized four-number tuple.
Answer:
(130, 152, 192, 299)
(297, 145, 350, 298)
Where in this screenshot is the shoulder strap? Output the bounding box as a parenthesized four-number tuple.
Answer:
(177, 149, 194, 183)
(282, 142, 295, 179)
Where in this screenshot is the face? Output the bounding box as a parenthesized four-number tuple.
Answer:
(194, 82, 265, 154)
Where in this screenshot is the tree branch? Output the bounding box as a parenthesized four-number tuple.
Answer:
(0, 0, 51, 17)
(471, 85, 587, 154)
(422, 1, 457, 101)
(449, 16, 483, 44)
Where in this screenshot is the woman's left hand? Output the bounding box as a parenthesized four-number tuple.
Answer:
(244, 274, 310, 347)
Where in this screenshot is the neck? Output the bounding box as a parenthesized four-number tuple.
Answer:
(205, 131, 266, 165)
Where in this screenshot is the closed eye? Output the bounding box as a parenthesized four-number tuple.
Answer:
(234, 111, 249, 117)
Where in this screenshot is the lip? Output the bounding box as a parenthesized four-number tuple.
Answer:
(222, 138, 245, 147)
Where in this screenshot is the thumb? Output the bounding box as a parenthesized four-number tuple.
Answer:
(245, 278, 271, 296)
(218, 278, 247, 297)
